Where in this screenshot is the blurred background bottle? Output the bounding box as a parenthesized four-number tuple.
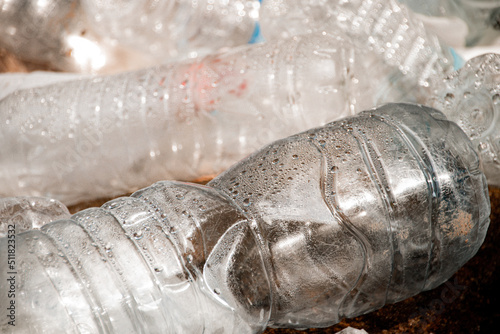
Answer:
(259, 0, 458, 86)
(0, 0, 260, 73)
(0, 32, 419, 205)
(399, 0, 500, 47)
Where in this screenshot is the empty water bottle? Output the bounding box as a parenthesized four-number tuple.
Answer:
(0, 103, 489, 333)
(399, 0, 500, 47)
(0, 32, 417, 205)
(426, 53, 500, 187)
(0, 0, 260, 73)
(260, 0, 457, 86)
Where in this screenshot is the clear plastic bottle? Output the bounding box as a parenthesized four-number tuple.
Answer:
(0, 103, 490, 333)
(0, 197, 70, 238)
(0, 0, 260, 73)
(0, 32, 417, 205)
(399, 0, 500, 47)
(260, 0, 457, 86)
(426, 53, 500, 187)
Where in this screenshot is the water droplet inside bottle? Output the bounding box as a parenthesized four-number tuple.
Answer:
(493, 94, 500, 105)
(243, 198, 251, 206)
(444, 93, 455, 103)
(133, 231, 143, 240)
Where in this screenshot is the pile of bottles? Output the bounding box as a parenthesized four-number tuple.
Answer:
(0, 1, 499, 333)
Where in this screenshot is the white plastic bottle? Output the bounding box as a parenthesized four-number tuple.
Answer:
(0, 0, 260, 73)
(0, 32, 417, 205)
(0, 103, 489, 333)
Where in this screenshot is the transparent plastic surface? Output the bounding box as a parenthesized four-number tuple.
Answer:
(400, 0, 500, 47)
(0, 197, 70, 237)
(426, 53, 500, 187)
(0, 33, 417, 205)
(0, 104, 490, 333)
(0, 0, 259, 73)
(0, 71, 85, 100)
(260, 0, 456, 86)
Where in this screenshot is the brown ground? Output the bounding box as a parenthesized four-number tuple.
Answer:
(3, 48, 499, 334)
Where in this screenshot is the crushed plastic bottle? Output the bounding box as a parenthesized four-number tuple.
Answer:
(0, 103, 490, 333)
(260, 0, 457, 86)
(0, 0, 260, 73)
(426, 53, 500, 187)
(0, 32, 419, 205)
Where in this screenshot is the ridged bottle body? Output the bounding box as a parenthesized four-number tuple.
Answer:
(260, 0, 456, 86)
(209, 103, 489, 327)
(0, 33, 413, 205)
(0, 103, 489, 333)
(0, 0, 259, 73)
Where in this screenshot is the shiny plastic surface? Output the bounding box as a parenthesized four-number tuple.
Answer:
(0, 104, 490, 333)
(400, 0, 500, 46)
(427, 53, 500, 187)
(0, 197, 70, 237)
(260, 0, 456, 86)
(0, 33, 415, 205)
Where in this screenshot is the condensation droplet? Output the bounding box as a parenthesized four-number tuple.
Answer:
(444, 93, 455, 103)
(493, 94, 500, 105)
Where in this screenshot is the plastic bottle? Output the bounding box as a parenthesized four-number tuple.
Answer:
(0, 32, 418, 205)
(399, 0, 500, 47)
(0, 197, 70, 238)
(259, 0, 458, 86)
(0, 103, 490, 333)
(0, 0, 260, 73)
(425, 53, 500, 187)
